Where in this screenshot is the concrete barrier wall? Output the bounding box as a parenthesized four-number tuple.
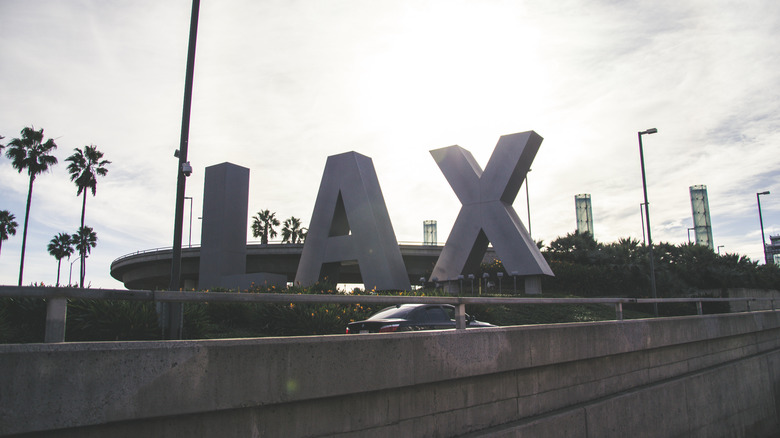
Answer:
(2, 311, 779, 437)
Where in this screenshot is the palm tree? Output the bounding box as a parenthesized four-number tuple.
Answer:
(282, 216, 307, 244)
(48, 233, 74, 287)
(0, 210, 18, 257)
(5, 126, 58, 286)
(71, 226, 97, 287)
(251, 209, 279, 244)
(66, 145, 110, 287)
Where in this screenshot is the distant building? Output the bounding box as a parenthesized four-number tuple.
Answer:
(575, 194, 593, 237)
(423, 220, 437, 245)
(689, 185, 714, 250)
(767, 235, 780, 265)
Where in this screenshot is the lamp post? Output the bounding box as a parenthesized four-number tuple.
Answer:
(717, 245, 724, 255)
(68, 256, 82, 287)
(638, 128, 658, 316)
(185, 196, 194, 248)
(166, 0, 200, 340)
(757, 191, 770, 263)
(525, 169, 532, 238)
(497, 272, 503, 294)
(468, 274, 475, 295)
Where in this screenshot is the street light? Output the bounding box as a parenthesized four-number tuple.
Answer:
(638, 128, 658, 316)
(757, 191, 770, 263)
(68, 256, 82, 287)
(525, 169, 532, 238)
(717, 245, 724, 254)
(185, 196, 194, 248)
(166, 0, 201, 340)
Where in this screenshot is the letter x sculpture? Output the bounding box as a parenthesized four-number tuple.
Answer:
(429, 131, 554, 282)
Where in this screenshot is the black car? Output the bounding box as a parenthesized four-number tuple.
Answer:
(346, 304, 496, 334)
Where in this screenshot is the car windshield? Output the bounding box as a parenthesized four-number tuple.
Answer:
(368, 305, 417, 320)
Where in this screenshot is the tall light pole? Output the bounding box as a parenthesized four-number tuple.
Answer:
(166, 0, 200, 340)
(68, 256, 82, 287)
(185, 196, 193, 248)
(638, 128, 658, 316)
(757, 191, 770, 264)
(525, 169, 532, 238)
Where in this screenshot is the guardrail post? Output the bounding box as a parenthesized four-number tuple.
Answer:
(746, 300, 751, 312)
(455, 304, 466, 329)
(615, 302, 623, 321)
(696, 301, 703, 316)
(44, 297, 67, 343)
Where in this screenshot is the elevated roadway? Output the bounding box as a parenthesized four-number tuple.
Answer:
(110, 243, 500, 290)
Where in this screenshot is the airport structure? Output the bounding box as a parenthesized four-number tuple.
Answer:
(575, 193, 593, 237)
(690, 184, 714, 250)
(114, 132, 554, 291)
(767, 235, 780, 265)
(423, 220, 437, 245)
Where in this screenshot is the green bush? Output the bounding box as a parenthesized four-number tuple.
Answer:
(66, 300, 159, 341)
(0, 298, 46, 343)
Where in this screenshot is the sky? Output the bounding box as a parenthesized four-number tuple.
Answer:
(1, 0, 779, 289)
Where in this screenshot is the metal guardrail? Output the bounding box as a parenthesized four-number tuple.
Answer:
(0, 285, 776, 343)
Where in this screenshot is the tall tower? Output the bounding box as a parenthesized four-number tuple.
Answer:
(689, 185, 714, 250)
(575, 194, 593, 237)
(423, 220, 437, 245)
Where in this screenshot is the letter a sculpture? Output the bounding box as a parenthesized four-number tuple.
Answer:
(429, 131, 554, 287)
(295, 151, 411, 291)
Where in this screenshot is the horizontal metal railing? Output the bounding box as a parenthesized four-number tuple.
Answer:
(0, 285, 776, 343)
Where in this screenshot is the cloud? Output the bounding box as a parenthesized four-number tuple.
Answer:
(2, 0, 780, 287)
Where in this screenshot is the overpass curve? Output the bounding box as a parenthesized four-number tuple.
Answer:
(110, 243, 500, 290)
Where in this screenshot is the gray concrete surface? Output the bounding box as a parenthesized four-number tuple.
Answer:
(295, 151, 411, 291)
(198, 163, 250, 290)
(2, 311, 778, 437)
(429, 131, 553, 283)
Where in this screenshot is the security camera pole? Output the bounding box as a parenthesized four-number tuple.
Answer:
(165, 0, 200, 339)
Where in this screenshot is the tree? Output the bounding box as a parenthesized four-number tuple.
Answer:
(72, 226, 97, 287)
(48, 233, 74, 287)
(251, 210, 279, 244)
(5, 126, 58, 286)
(66, 145, 110, 287)
(282, 216, 307, 244)
(0, 210, 18, 257)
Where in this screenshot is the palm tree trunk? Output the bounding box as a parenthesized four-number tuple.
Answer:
(80, 192, 87, 288)
(56, 259, 62, 287)
(18, 176, 34, 286)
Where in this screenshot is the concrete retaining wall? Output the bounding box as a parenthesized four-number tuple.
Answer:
(2, 311, 779, 437)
